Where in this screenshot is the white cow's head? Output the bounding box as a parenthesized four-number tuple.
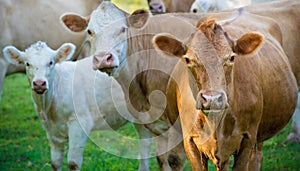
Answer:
(60, 1, 149, 76)
(190, 0, 213, 13)
(3, 42, 75, 94)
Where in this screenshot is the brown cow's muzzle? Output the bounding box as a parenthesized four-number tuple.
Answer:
(33, 79, 47, 94)
(196, 90, 228, 114)
(93, 52, 116, 75)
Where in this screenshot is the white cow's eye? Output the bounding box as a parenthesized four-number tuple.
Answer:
(120, 27, 126, 33)
(26, 62, 30, 67)
(48, 60, 54, 66)
(87, 29, 93, 36)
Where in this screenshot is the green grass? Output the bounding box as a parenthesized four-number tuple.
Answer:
(1, 74, 300, 171)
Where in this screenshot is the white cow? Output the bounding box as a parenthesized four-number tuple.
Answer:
(286, 93, 300, 143)
(2, 42, 151, 171)
(0, 0, 103, 100)
(190, 0, 276, 13)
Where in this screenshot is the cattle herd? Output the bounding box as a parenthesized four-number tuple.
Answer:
(1, 0, 299, 170)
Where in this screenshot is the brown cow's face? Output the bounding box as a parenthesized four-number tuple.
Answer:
(153, 19, 264, 114)
(182, 24, 233, 114)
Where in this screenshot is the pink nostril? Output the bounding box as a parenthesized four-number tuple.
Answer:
(106, 53, 113, 61)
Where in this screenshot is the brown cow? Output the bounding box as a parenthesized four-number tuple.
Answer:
(147, 0, 195, 13)
(153, 11, 298, 170)
(0, 0, 102, 100)
(244, 0, 300, 143)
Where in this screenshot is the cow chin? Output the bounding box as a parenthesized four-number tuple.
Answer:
(99, 67, 117, 76)
(33, 89, 47, 95)
(201, 109, 225, 115)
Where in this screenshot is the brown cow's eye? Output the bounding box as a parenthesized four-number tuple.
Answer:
(184, 57, 191, 64)
(230, 55, 235, 62)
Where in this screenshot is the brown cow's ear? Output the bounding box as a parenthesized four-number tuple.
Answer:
(55, 43, 76, 63)
(60, 13, 89, 33)
(127, 9, 149, 28)
(2, 46, 24, 65)
(234, 32, 264, 55)
(153, 33, 186, 58)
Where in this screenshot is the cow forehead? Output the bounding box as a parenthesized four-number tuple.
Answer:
(188, 31, 219, 62)
(89, 1, 126, 32)
(187, 31, 227, 88)
(24, 42, 54, 63)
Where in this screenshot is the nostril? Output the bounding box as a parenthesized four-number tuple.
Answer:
(42, 81, 46, 86)
(200, 93, 207, 103)
(150, 6, 154, 10)
(158, 5, 162, 10)
(106, 53, 114, 63)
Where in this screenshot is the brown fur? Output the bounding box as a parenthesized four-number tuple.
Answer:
(158, 11, 298, 170)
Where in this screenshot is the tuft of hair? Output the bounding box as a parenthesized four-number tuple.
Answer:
(196, 18, 218, 42)
(25, 41, 48, 54)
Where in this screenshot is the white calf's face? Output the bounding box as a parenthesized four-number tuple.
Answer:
(3, 42, 76, 94)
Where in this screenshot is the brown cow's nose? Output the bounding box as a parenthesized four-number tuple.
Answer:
(196, 90, 227, 113)
(93, 52, 115, 70)
(33, 79, 47, 94)
(149, 3, 164, 13)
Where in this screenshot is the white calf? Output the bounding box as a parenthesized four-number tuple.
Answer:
(3, 42, 151, 171)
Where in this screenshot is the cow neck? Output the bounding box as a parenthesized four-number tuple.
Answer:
(111, 29, 153, 114)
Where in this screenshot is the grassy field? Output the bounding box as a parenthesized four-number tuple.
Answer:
(1, 76, 299, 171)
(1, 1, 300, 171)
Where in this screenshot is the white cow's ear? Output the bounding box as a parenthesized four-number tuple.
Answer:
(60, 13, 89, 33)
(152, 33, 187, 58)
(127, 9, 149, 28)
(2, 46, 24, 65)
(55, 43, 76, 63)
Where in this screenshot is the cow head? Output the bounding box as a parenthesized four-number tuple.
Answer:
(190, 0, 212, 13)
(3, 42, 75, 94)
(147, 0, 166, 14)
(153, 19, 264, 114)
(60, 1, 149, 76)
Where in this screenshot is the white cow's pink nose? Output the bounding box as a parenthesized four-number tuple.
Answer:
(93, 52, 115, 70)
(33, 79, 47, 94)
